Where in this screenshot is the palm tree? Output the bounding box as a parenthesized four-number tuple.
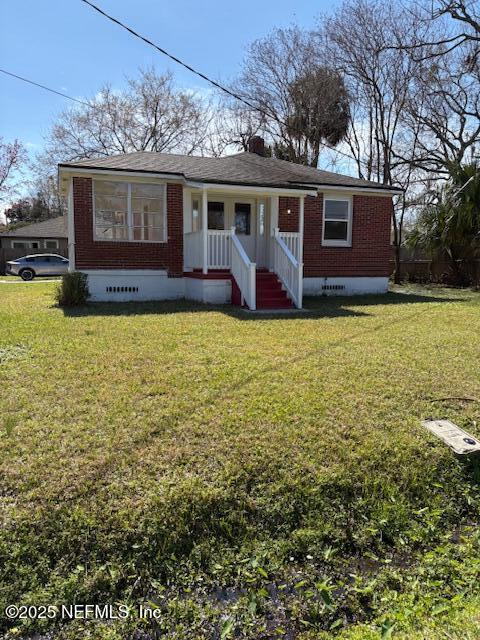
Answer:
(409, 162, 480, 284)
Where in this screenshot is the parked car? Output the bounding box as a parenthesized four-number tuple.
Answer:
(6, 254, 69, 280)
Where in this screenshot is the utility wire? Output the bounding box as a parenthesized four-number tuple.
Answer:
(1, 3, 383, 177)
(79, 0, 369, 170)
(0, 68, 93, 108)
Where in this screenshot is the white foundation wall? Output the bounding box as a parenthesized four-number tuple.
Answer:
(83, 270, 185, 302)
(303, 276, 389, 296)
(184, 277, 232, 304)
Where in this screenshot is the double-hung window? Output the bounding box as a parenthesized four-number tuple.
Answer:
(207, 201, 225, 230)
(322, 197, 352, 247)
(93, 180, 167, 242)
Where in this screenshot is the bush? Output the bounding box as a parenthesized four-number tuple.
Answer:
(55, 271, 89, 306)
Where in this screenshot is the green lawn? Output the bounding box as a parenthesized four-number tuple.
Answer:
(1, 282, 480, 639)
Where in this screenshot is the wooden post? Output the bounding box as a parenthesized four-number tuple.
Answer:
(202, 188, 208, 274)
(298, 196, 304, 309)
(249, 262, 256, 311)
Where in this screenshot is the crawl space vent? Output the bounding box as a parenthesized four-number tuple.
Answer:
(322, 284, 346, 291)
(106, 286, 139, 294)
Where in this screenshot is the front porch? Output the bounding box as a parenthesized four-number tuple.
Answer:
(183, 187, 309, 310)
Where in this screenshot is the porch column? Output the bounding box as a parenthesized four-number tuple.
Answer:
(298, 195, 305, 309)
(202, 187, 208, 274)
(298, 195, 304, 266)
(270, 195, 279, 234)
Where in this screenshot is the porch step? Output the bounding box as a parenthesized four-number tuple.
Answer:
(256, 270, 293, 310)
(231, 270, 293, 310)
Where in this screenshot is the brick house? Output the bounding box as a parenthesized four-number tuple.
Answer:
(58, 138, 400, 309)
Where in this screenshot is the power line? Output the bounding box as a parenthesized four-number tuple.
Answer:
(80, 0, 271, 120)
(0, 12, 371, 175)
(79, 0, 367, 170)
(0, 68, 92, 108)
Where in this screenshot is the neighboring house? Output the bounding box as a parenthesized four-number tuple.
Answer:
(58, 138, 400, 310)
(0, 216, 68, 275)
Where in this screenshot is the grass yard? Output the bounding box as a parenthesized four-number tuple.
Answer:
(1, 282, 480, 639)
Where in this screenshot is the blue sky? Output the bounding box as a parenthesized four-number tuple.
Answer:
(1, 0, 338, 157)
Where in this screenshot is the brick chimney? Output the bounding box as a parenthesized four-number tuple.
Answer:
(248, 136, 265, 156)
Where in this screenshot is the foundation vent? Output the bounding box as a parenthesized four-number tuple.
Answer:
(322, 284, 346, 291)
(106, 286, 139, 293)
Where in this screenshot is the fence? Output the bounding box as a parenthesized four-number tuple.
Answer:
(390, 258, 480, 285)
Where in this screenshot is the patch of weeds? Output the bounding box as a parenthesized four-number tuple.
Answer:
(2, 415, 16, 437)
(0, 343, 29, 364)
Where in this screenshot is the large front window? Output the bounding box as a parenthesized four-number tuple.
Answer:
(93, 180, 167, 242)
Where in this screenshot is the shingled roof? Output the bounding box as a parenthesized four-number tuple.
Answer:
(1, 216, 67, 238)
(59, 151, 399, 192)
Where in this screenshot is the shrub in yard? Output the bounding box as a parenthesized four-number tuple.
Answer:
(55, 271, 89, 306)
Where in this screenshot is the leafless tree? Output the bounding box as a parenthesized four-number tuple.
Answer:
(320, 0, 435, 281)
(38, 68, 213, 174)
(397, 0, 480, 61)
(400, 51, 480, 175)
(323, 1, 429, 182)
(231, 27, 350, 166)
(202, 99, 268, 157)
(0, 138, 26, 202)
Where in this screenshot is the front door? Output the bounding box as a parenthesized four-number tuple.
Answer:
(234, 200, 255, 261)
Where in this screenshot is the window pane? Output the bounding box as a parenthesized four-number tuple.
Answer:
(192, 198, 201, 232)
(258, 202, 265, 236)
(133, 212, 163, 228)
(95, 209, 127, 227)
(208, 201, 224, 230)
(131, 183, 163, 198)
(95, 195, 127, 214)
(325, 200, 349, 221)
(45, 240, 58, 248)
(95, 225, 128, 240)
(235, 203, 251, 235)
(324, 220, 348, 241)
(94, 181, 128, 196)
(131, 198, 163, 213)
(133, 227, 164, 242)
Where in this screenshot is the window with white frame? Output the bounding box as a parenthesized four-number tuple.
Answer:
(93, 180, 167, 242)
(11, 241, 27, 249)
(192, 197, 201, 232)
(322, 197, 352, 246)
(45, 239, 59, 249)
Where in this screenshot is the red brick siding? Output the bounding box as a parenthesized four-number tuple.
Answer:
(278, 197, 300, 231)
(73, 177, 183, 275)
(279, 193, 392, 277)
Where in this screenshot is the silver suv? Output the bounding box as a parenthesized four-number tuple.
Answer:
(6, 254, 69, 280)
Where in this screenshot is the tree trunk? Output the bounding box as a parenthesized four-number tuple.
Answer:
(393, 243, 402, 284)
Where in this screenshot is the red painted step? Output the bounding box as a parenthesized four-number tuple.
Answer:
(255, 270, 293, 310)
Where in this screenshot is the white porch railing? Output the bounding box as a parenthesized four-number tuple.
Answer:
(278, 231, 301, 261)
(208, 230, 232, 269)
(231, 229, 256, 310)
(273, 228, 302, 308)
(184, 230, 204, 269)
